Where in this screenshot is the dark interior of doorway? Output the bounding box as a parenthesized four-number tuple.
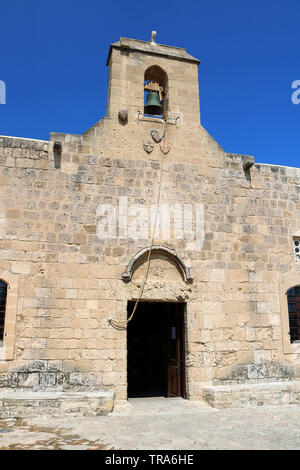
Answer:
(127, 301, 185, 398)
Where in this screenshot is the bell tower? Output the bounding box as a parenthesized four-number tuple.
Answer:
(106, 33, 201, 124)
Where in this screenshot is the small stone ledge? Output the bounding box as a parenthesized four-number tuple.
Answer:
(0, 135, 48, 151)
(0, 390, 115, 418)
(202, 381, 300, 408)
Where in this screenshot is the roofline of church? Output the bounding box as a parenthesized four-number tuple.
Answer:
(106, 37, 201, 66)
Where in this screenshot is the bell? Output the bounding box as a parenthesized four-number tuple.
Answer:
(144, 91, 163, 116)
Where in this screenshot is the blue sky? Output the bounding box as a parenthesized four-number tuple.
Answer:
(0, 0, 299, 167)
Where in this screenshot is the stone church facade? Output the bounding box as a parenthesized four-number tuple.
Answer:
(0, 36, 300, 412)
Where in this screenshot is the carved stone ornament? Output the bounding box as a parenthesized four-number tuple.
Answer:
(118, 109, 128, 122)
(121, 245, 193, 282)
(160, 141, 171, 155)
(143, 139, 154, 154)
(151, 128, 164, 143)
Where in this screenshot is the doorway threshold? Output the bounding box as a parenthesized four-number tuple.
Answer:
(113, 397, 210, 417)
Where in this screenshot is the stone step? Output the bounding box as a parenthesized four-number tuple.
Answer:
(202, 381, 300, 408)
(0, 390, 115, 418)
(113, 397, 211, 416)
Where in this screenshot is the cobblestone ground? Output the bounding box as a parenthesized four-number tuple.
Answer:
(0, 398, 300, 450)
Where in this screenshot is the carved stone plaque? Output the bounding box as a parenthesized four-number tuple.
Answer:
(160, 141, 170, 155)
(151, 128, 164, 143)
(118, 110, 128, 122)
(143, 139, 154, 154)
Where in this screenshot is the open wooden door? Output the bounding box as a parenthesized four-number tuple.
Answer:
(167, 303, 186, 398)
(127, 301, 186, 399)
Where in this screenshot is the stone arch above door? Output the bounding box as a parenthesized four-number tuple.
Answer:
(121, 245, 193, 283)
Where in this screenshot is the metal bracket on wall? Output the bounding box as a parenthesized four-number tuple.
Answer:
(137, 112, 179, 125)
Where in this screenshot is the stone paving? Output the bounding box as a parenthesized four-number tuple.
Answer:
(0, 398, 300, 450)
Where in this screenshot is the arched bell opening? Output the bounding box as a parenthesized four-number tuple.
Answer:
(144, 66, 168, 117)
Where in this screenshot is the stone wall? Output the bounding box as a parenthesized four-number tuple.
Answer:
(0, 37, 300, 403)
